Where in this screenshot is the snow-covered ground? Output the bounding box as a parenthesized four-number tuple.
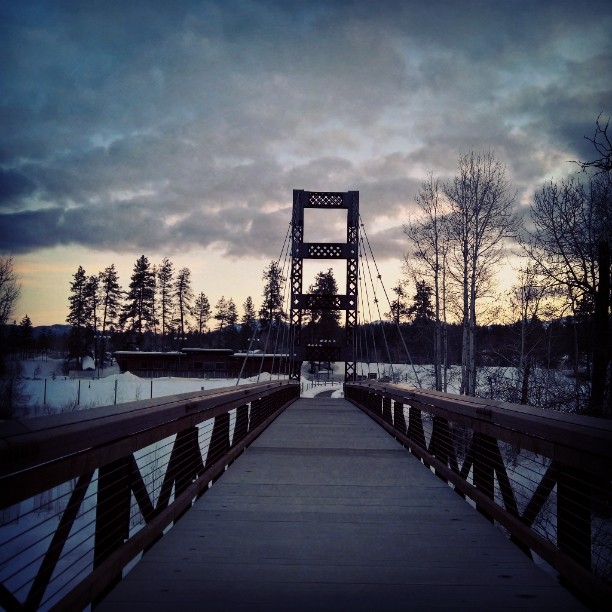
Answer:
(12, 356, 458, 417)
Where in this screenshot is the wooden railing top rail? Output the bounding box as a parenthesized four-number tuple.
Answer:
(346, 382, 612, 475)
(0, 380, 297, 507)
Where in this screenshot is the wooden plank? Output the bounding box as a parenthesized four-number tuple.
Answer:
(97, 399, 587, 612)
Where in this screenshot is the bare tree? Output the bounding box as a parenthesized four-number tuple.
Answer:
(507, 265, 551, 404)
(0, 256, 20, 326)
(573, 113, 612, 174)
(524, 172, 611, 415)
(444, 151, 520, 396)
(404, 174, 451, 390)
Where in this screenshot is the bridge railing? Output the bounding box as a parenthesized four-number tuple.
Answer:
(345, 381, 612, 610)
(0, 380, 299, 611)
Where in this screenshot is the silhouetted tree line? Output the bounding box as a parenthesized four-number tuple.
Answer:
(60, 255, 291, 365)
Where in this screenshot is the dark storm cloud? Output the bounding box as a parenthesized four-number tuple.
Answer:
(1, 0, 611, 259)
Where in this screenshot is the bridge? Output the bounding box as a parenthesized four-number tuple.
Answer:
(1, 190, 611, 610)
(1, 381, 611, 611)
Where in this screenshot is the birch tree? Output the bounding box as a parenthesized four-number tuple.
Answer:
(404, 174, 451, 391)
(444, 151, 519, 396)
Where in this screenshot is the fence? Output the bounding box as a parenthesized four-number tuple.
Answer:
(0, 380, 299, 610)
(345, 381, 612, 611)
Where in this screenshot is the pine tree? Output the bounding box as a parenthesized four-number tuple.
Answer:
(174, 267, 193, 343)
(260, 260, 286, 325)
(407, 281, 435, 323)
(242, 296, 257, 327)
(84, 274, 99, 365)
(157, 258, 175, 347)
(308, 268, 340, 341)
(387, 282, 408, 325)
(120, 255, 156, 341)
(19, 314, 34, 357)
(67, 266, 90, 362)
(214, 296, 229, 330)
(98, 264, 122, 366)
(193, 292, 211, 340)
(226, 298, 238, 327)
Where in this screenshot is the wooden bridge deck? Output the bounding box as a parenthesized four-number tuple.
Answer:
(98, 398, 586, 611)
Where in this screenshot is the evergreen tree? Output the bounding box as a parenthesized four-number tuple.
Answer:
(407, 280, 435, 323)
(214, 296, 229, 330)
(174, 267, 193, 343)
(98, 264, 122, 365)
(120, 255, 156, 342)
(387, 282, 409, 325)
(19, 314, 34, 357)
(307, 268, 341, 341)
(193, 292, 211, 338)
(67, 266, 90, 362)
(157, 258, 175, 347)
(84, 274, 100, 365)
(260, 260, 286, 325)
(242, 296, 257, 327)
(226, 298, 238, 327)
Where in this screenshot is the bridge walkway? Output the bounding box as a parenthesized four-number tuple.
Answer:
(98, 397, 586, 611)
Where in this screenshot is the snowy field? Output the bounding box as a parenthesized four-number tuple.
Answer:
(12, 356, 445, 416)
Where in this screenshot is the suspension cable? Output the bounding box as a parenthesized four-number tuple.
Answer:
(358, 253, 380, 379)
(257, 221, 293, 382)
(359, 216, 422, 388)
(236, 222, 293, 385)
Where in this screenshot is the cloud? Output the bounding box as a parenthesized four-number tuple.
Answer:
(1, 0, 611, 262)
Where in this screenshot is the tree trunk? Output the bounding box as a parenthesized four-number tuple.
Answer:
(520, 359, 531, 405)
(589, 240, 610, 417)
(434, 253, 442, 391)
(461, 236, 470, 395)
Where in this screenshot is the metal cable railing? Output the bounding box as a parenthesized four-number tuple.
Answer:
(0, 381, 299, 610)
(345, 381, 612, 611)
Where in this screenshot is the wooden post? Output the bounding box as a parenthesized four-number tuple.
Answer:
(472, 432, 495, 522)
(382, 396, 392, 425)
(93, 458, 131, 605)
(393, 401, 406, 435)
(233, 404, 249, 447)
(558, 466, 591, 570)
(207, 413, 230, 467)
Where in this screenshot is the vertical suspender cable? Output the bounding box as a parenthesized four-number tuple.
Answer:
(359, 216, 422, 388)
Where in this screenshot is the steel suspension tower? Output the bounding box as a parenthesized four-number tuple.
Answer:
(289, 190, 359, 383)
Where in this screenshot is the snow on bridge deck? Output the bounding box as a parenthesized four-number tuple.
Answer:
(98, 397, 586, 611)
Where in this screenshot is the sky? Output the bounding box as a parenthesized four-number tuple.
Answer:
(1, 0, 611, 326)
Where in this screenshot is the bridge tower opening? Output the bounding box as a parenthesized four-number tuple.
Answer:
(289, 190, 359, 383)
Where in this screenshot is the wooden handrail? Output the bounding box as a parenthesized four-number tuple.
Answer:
(0, 381, 300, 610)
(348, 382, 612, 474)
(344, 381, 612, 611)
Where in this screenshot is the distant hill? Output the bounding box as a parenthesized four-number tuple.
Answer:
(0, 323, 71, 338)
(32, 324, 71, 338)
